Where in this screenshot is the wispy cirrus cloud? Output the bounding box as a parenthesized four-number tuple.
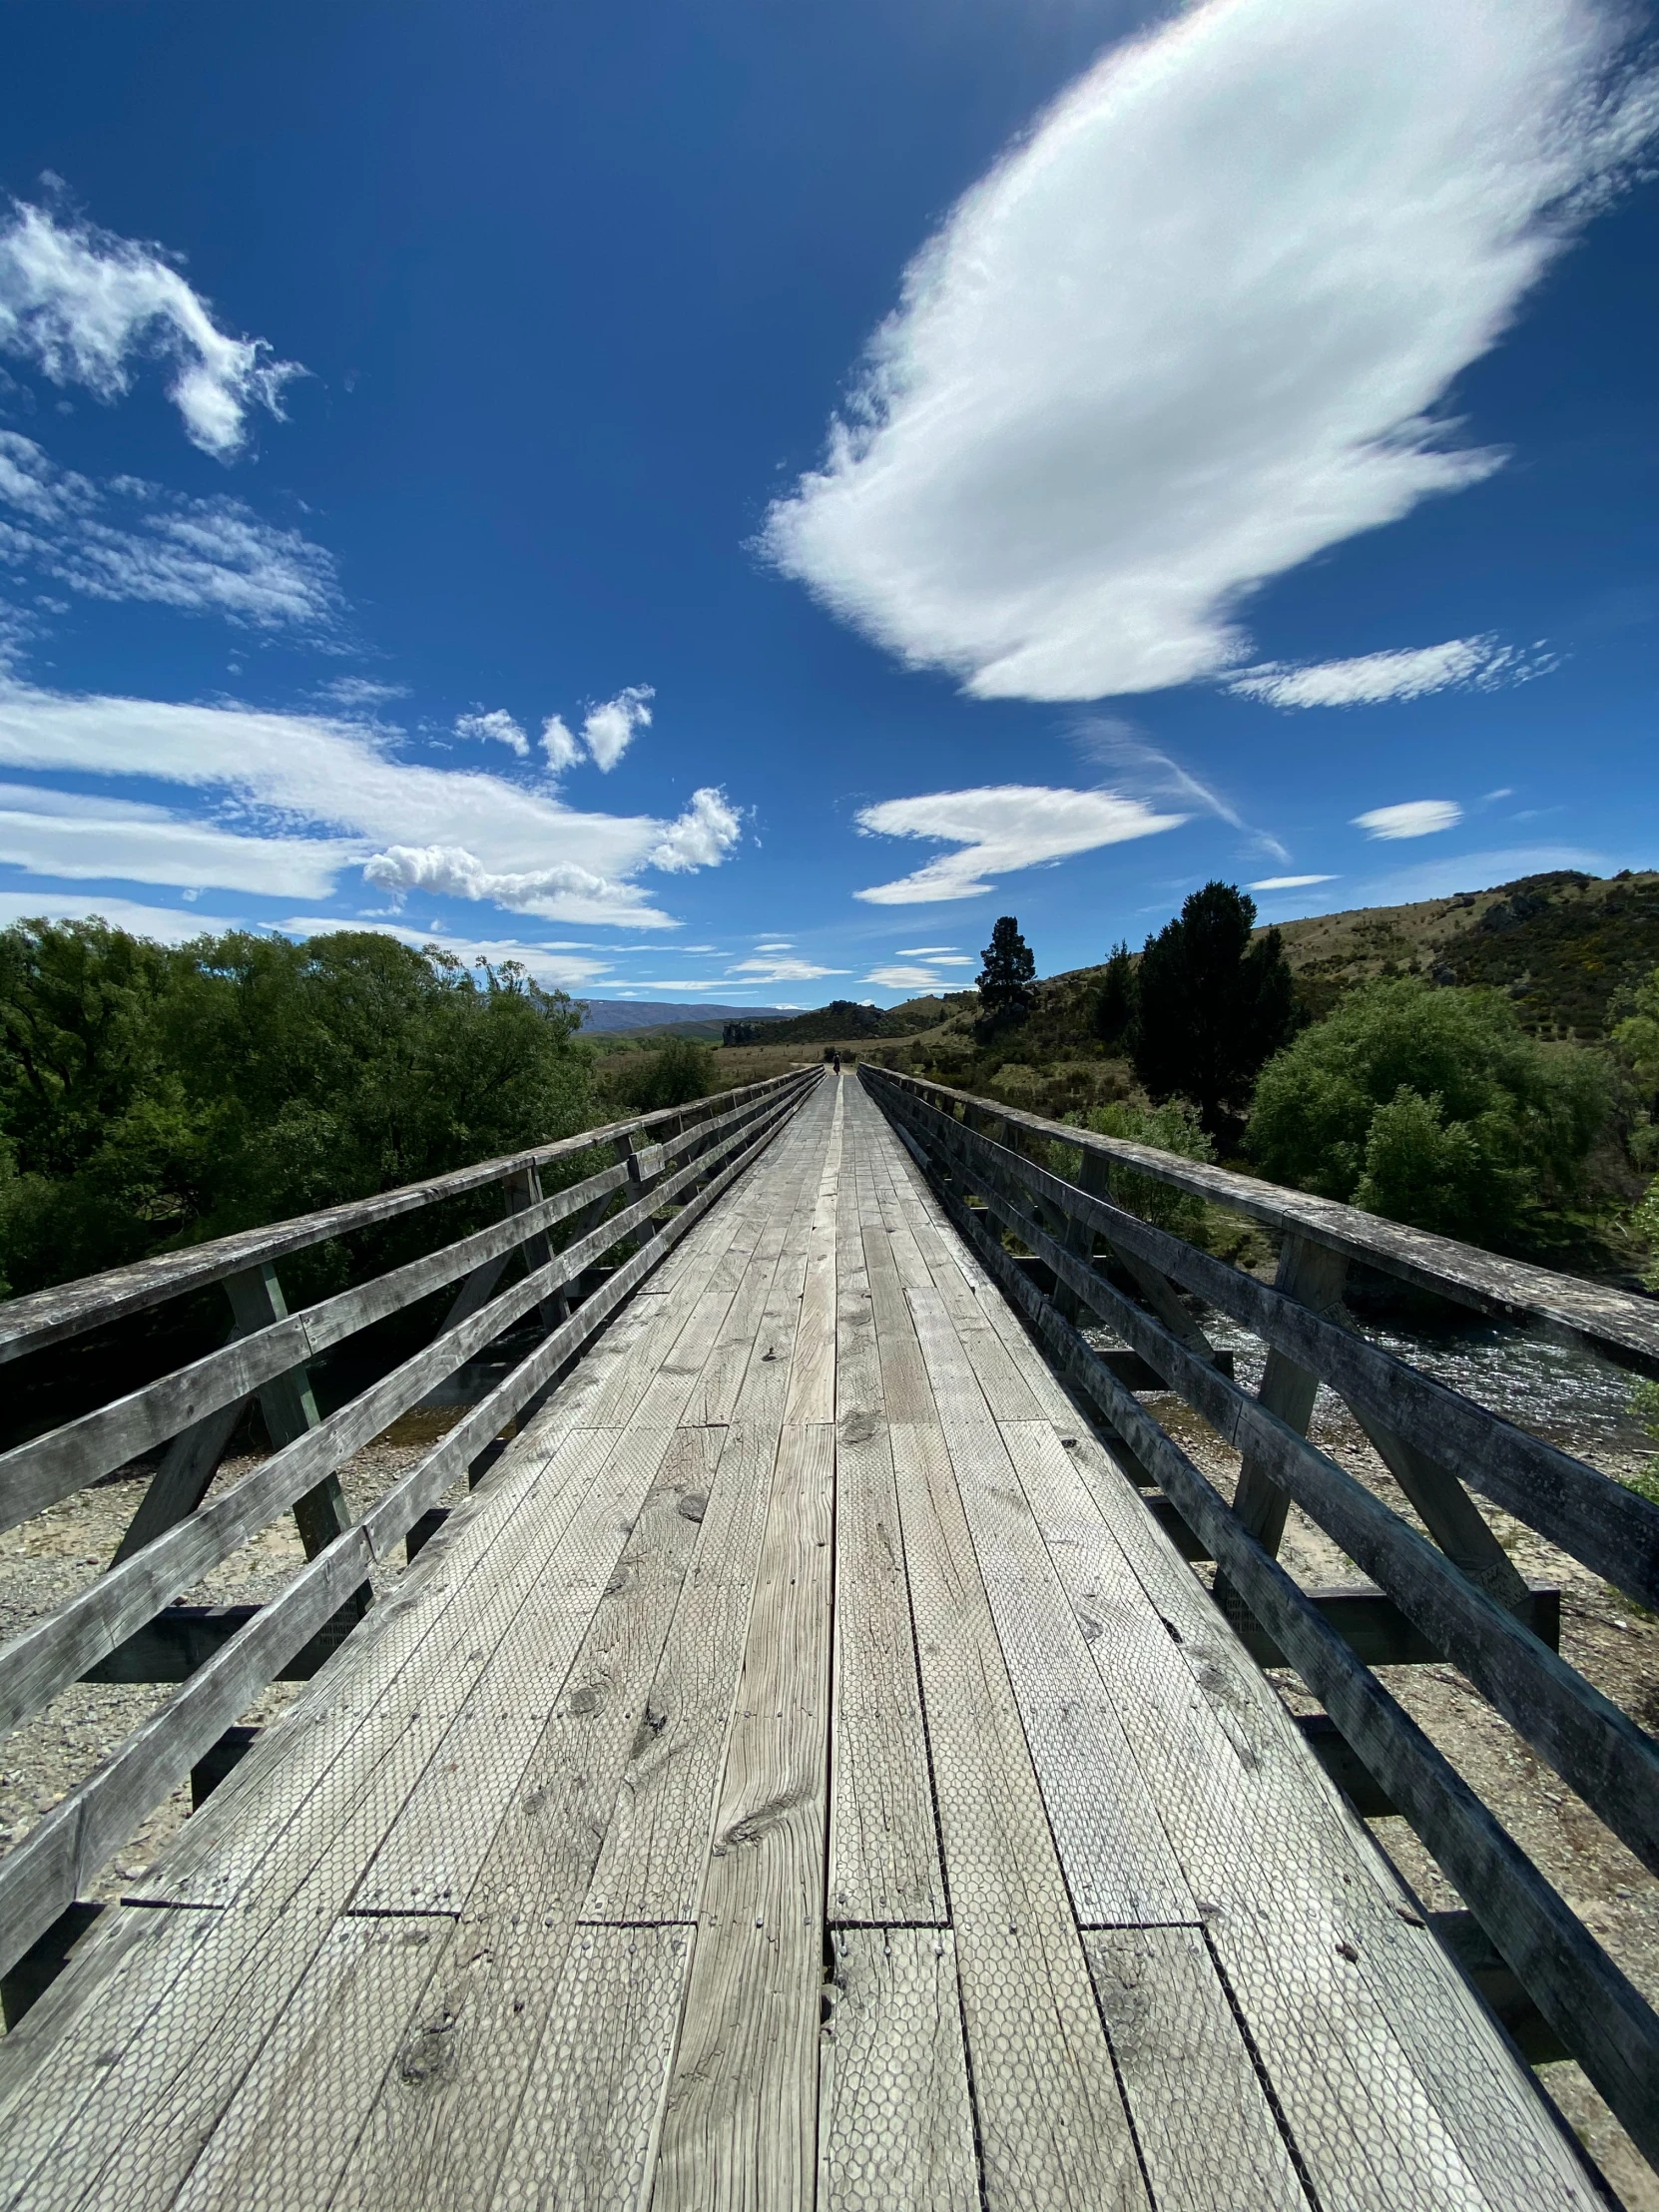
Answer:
(1228, 636, 1554, 709)
(454, 707, 530, 758)
(1248, 873, 1338, 891)
(727, 954, 847, 983)
(1353, 800, 1463, 839)
(764, 0, 1657, 702)
(1074, 721, 1290, 864)
(0, 198, 302, 456)
(864, 963, 959, 991)
(855, 784, 1183, 904)
(0, 432, 340, 630)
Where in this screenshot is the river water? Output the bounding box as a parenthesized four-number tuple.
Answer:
(1188, 1311, 1653, 1461)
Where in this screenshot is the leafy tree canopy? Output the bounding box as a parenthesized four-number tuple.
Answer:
(977, 916, 1036, 1037)
(1247, 976, 1607, 1248)
(0, 918, 594, 1297)
(1132, 882, 1296, 1131)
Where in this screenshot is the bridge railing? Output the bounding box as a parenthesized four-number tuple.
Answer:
(0, 1064, 820, 2002)
(863, 1062, 1659, 2171)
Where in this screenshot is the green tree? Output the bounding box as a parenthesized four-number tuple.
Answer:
(1132, 882, 1296, 1132)
(1091, 942, 1136, 1052)
(601, 1037, 716, 1114)
(1247, 976, 1607, 1247)
(0, 919, 595, 1296)
(1051, 1099, 1214, 1244)
(976, 916, 1037, 1038)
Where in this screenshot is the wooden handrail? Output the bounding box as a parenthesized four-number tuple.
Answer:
(0, 1069, 814, 1366)
(874, 1067, 1659, 1379)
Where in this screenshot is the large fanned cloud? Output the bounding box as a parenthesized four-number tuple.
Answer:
(0, 200, 300, 457)
(764, 0, 1658, 701)
(854, 784, 1183, 903)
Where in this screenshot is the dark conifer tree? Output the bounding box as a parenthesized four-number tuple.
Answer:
(1092, 941, 1136, 1051)
(1132, 882, 1296, 1132)
(975, 916, 1037, 1037)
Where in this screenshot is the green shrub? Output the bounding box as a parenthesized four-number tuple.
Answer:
(1048, 1098, 1215, 1244)
(601, 1036, 717, 1115)
(1247, 977, 1607, 1247)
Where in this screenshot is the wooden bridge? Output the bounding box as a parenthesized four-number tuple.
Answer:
(1, 1063, 1657, 2208)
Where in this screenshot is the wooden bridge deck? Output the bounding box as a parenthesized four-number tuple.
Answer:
(0, 1073, 1600, 2210)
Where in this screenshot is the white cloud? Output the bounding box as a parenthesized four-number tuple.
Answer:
(582, 685, 654, 772)
(1228, 636, 1553, 708)
(894, 944, 960, 955)
(1248, 873, 1338, 890)
(0, 199, 301, 455)
(855, 784, 1184, 903)
(0, 889, 246, 940)
(0, 792, 351, 894)
(1353, 800, 1463, 839)
(361, 842, 673, 927)
(454, 708, 529, 758)
(316, 676, 407, 709)
(1075, 722, 1289, 863)
(763, 0, 1657, 701)
(727, 955, 848, 983)
(0, 433, 339, 629)
(541, 714, 581, 772)
(648, 787, 742, 873)
(864, 963, 959, 991)
(754, 938, 794, 952)
(0, 681, 739, 927)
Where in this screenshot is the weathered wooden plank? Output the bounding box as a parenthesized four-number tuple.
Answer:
(489, 1924, 693, 2211)
(903, 1288, 1195, 1929)
(1002, 1415, 1606, 2209)
(784, 1081, 841, 1426)
(860, 1227, 935, 1423)
(1083, 1928, 1306, 2212)
(885, 1420, 1147, 2212)
(649, 1419, 835, 2212)
(819, 1929, 978, 2212)
(828, 1420, 946, 1927)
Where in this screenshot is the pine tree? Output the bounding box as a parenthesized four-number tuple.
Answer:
(976, 915, 1037, 1036)
(1132, 882, 1297, 1132)
(1092, 941, 1136, 1051)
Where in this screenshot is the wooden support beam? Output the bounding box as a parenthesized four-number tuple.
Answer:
(1233, 1583, 1560, 1671)
(1295, 1713, 1397, 1818)
(1429, 1911, 1571, 2065)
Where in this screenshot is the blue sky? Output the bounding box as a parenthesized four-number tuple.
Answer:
(0, 0, 1655, 1007)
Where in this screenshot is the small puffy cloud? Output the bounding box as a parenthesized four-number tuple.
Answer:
(648, 787, 741, 873)
(754, 938, 794, 952)
(1353, 801, 1462, 840)
(454, 708, 529, 758)
(361, 842, 674, 928)
(0, 432, 339, 630)
(1248, 873, 1338, 890)
(0, 199, 301, 455)
(855, 784, 1184, 904)
(541, 714, 581, 772)
(728, 955, 848, 983)
(583, 685, 654, 772)
(1228, 637, 1553, 709)
(864, 963, 958, 991)
(763, 0, 1656, 701)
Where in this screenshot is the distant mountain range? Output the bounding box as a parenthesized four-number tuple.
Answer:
(574, 998, 791, 1034)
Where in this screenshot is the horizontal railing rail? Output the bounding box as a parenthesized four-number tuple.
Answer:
(0, 1066, 820, 1990)
(862, 1063, 1659, 2172)
(0, 1073, 808, 1368)
(880, 1070, 1659, 1380)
